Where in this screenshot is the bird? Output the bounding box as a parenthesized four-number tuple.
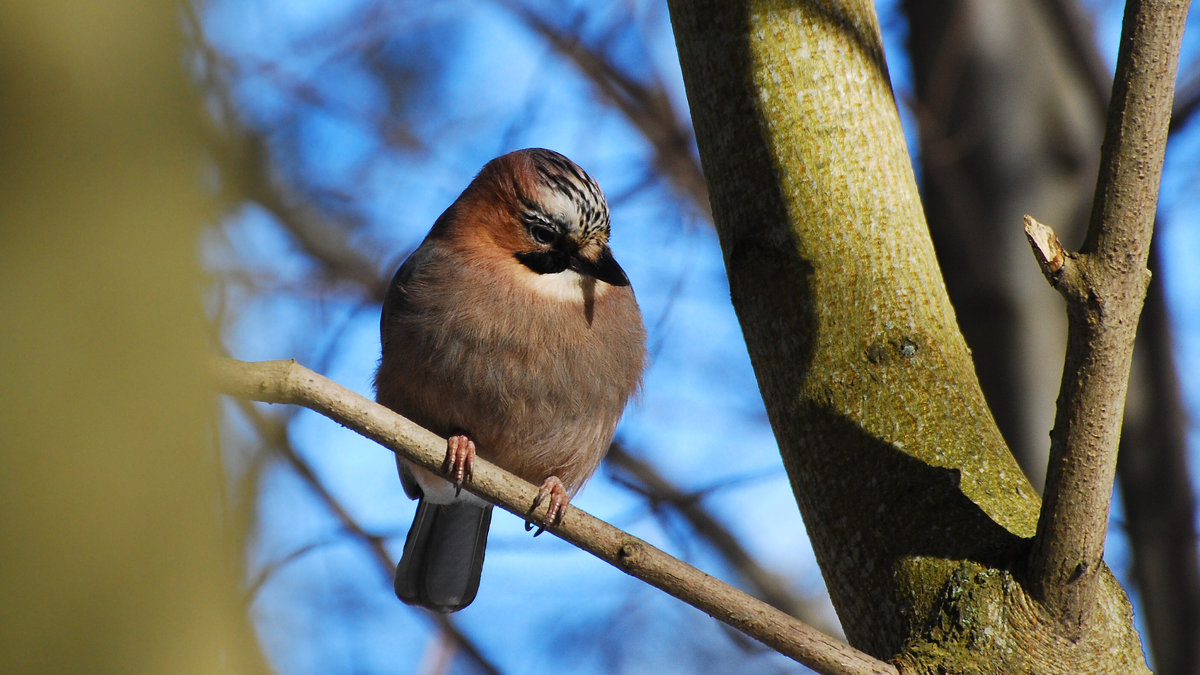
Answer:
(374, 148, 647, 612)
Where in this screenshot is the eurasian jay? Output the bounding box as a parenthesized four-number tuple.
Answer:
(375, 148, 646, 612)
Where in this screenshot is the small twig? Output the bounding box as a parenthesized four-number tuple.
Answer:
(209, 356, 897, 675)
(1022, 215, 1086, 299)
(1025, 0, 1188, 635)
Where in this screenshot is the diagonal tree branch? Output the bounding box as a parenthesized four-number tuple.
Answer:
(920, 1, 1199, 668)
(1025, 0, 1189, 634)
(606, 443, 832, 631)
(209, 356, 897, 675)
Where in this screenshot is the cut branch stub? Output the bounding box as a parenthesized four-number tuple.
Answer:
(1023, 215, 1086, 301)
(1024, 214, 1065, 276)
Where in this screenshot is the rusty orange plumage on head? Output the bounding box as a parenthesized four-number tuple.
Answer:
(374, 148, 647, 612)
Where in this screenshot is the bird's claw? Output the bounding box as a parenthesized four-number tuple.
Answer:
(443, 434, 476, 497)
(525, 476, 568, 536)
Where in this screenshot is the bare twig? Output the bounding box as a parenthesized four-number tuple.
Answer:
(1022, 215, 1069, 279)
(1026, 0, 1189, 634)
(210, 357, 897, 675)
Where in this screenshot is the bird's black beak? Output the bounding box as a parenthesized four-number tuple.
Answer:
(569, 246, 629, 287)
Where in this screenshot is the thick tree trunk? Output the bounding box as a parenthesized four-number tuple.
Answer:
(667, 1, 1148, 670)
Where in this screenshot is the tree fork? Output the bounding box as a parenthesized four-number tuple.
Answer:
(1026, 0, 1189, 634)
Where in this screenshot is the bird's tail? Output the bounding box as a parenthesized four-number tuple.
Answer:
(394, 498, 493, 612)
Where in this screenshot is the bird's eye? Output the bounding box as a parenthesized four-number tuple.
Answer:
(529, 224, 556, 245)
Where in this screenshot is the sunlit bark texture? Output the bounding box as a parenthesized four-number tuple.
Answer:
(668, 0, 1148, 670)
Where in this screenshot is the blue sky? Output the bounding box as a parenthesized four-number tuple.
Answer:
(198, 1, 1200, 672)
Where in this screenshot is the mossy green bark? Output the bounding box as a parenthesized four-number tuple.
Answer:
(668, 0, 1148, 670)
(0, 3, 266, 672)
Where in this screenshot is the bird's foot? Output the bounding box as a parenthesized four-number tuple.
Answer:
(525, 475, 568, 536)
(443, 434, 476, 497)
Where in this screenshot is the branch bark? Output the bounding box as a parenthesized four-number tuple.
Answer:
(904, 1, 1199, 668)
(209, 356, 897, 675)
(1026, 0, 1189, 634)
(606, 443, 831, 630)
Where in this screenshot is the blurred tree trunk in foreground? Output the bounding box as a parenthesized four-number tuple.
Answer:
(0, 2, 264, 672)
(670, 0, 1161, 670)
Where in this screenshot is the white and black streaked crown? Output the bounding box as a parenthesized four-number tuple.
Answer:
(520, 148, 611, 244)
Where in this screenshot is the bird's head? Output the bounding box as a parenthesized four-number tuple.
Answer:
(446, 148, 630, 289)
